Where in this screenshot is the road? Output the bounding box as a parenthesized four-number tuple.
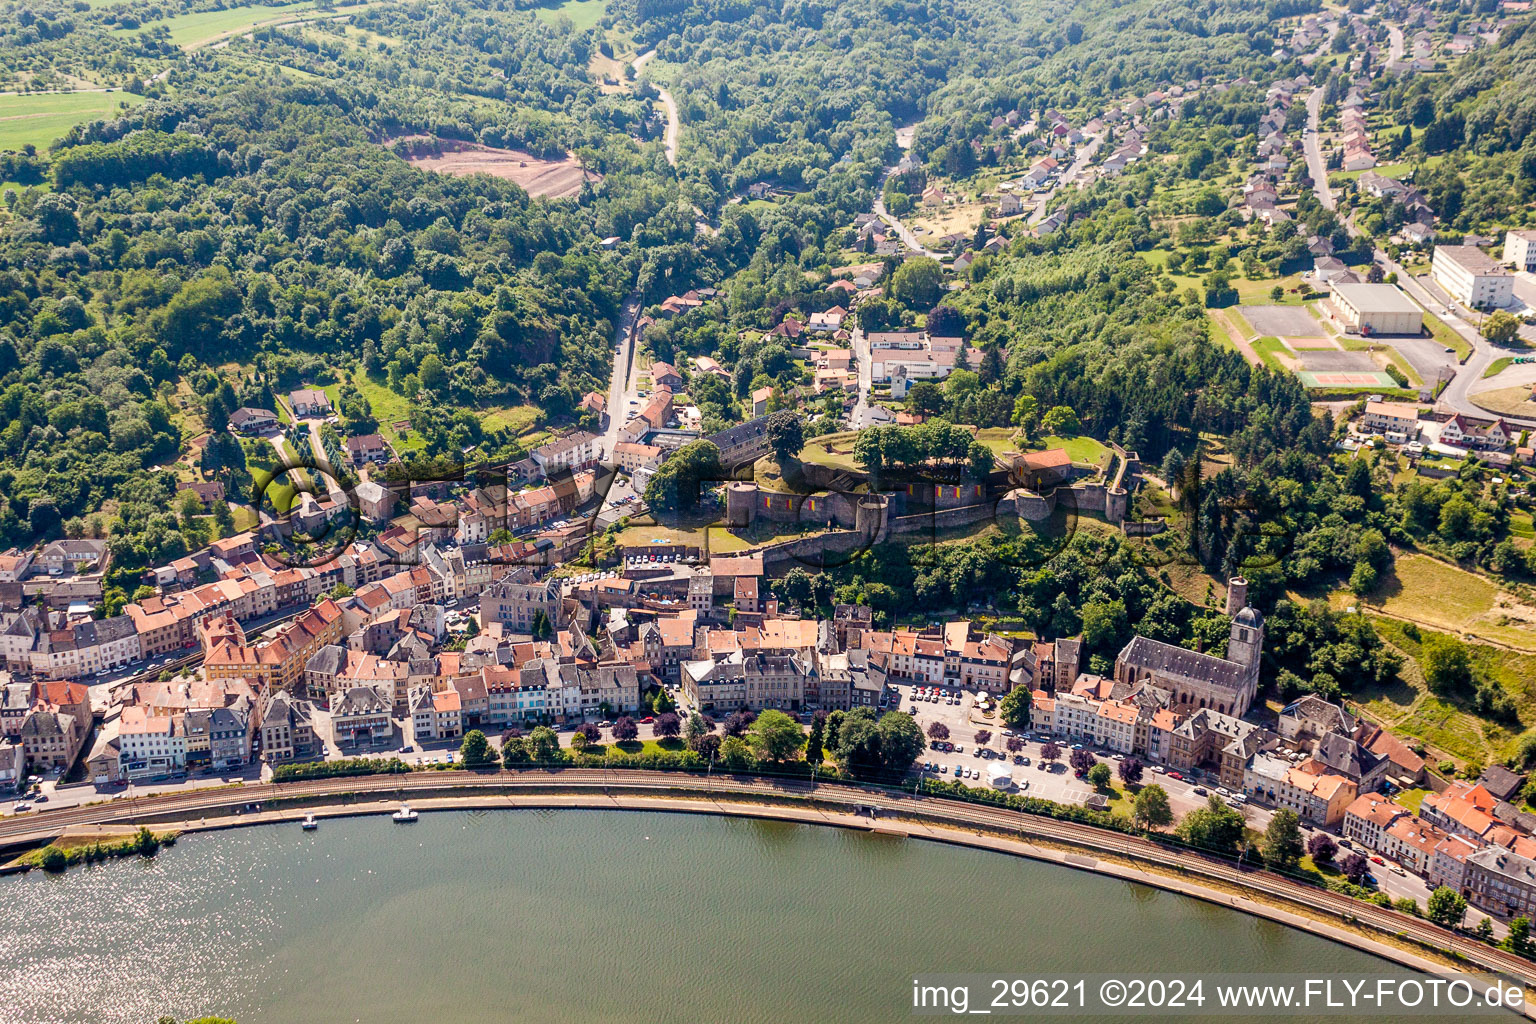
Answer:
(633, 51, 678, 167)
(4, 768, 1530, 985)
(1387, 24, 1405, 67)
(601, 293, 644, 459)
(1301, 47, 1536, 428)
(304, 418, 350, 503)
(1303, 85, 1334, 210)
(1027, 132, 1102, 226)
(872, 194, 941, 257)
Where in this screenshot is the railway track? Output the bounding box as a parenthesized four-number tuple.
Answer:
(4, 768, 1534, 985)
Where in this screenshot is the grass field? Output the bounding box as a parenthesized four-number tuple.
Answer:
(1250, 336, 1291, 373)
(1367, 616, 1536, 769)
(0, 91, 142, 151)
(1034, 434, 1112, 470)
(800, 431, 860, 470)
(1337, 552, 1536, 651)
(124, 1, 324, 49)
(614, 509, 752, 554)
(322, 370, 422, 455)
(534, 0, 608, 31)
(1485, 357, 1514, 379)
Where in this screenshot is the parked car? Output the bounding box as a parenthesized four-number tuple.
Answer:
(1193, 786, 1208, 796)
(1167, 771, 1183, 781)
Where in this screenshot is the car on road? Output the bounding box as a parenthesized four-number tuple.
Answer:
(12, 801, 31, 812)
(1151, 765, 1165, 774)
(1167, 771, 1183, 781)
(1371, 856, 1385, 865)
(1216, 786, 1231, 797)
(1193, 786, 1208, 795)
(1070, 743, 1084, 750)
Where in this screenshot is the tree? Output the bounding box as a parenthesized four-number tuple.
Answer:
(458, 729, 497, 767)
(1087, 762, 1112, 789)
(40, 846, 67, 872)
(719, 735, 756, 770)
(1177, 795, 1247, 856)
(1040, 741, 1061, 764)
(1427, 886, 1468, 930)
(1340, 852, 1370, 884)
(1117, 757, 1143, 786)
(724, 710, 756, 737)
(926, 721, 950, 741)
(1039, 405, 1080, 436)
(570, 730, 591, 753)
(998, 687, 1030, 729)
(1005, 736, 1023, 753)
(1132, 784, 1174, 830)
(686, 712, 710, 748)
(1306, 832, 1338, 864)
(1502, 916, 1532, 957)
(611, 716, 638, 742)
(654, 711, 681, 738)
(973, 729, 992, 746)
(1069, 748, 1096, 775)
(805, 710, 826, 764)
(833, 706, 923, 776)
(889, 256, 943, 309)
(747, 709, 804, 763)
(1483, 311, 1521, 344)
(1261, 809, 1304, 870)
(643, 440, 722, 511)
(905, 380, 946, 417)
(525, 726, 561, 762)
(1473, 917, 1495, 943)
(926, 304, 965, 337)
(695, 733, 721, 761)
(765, 410, 805, 463)
(1422, 634, 1473, 694)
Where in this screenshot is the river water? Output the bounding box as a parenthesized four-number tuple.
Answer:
(0, 810, 1465, 1023)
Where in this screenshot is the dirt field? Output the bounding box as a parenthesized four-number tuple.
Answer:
(394, 139, 599, 198)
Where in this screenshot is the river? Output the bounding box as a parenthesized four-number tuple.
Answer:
(0, 810, 1460, 1023)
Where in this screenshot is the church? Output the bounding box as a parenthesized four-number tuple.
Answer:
(1112, 577, 1264, 718)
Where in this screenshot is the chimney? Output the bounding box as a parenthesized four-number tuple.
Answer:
(1226, 576, 1248, 617)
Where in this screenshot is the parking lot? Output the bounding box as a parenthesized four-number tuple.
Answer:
(886, 680, 1273, 827)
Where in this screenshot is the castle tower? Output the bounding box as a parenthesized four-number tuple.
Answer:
(725, 481, 758, 529)
(1225, 575, 1248, 616)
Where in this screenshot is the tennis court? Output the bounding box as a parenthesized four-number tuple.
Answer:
(1295, 370, 1399, 388)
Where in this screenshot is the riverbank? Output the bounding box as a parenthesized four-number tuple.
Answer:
(7, 770, 1535, 996)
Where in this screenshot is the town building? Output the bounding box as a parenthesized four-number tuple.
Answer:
(1432, 245, 1514, 308)
(1503, 229, 1536, 273)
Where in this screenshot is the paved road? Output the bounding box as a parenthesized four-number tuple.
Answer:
(1303, 85, 1334, 210)
(601, 294, 643, 459)
(1387, 24, 1405, 67)
(872, 194, 941, 257)
(5, 768, 1530, 985)
(633, 51, 678, 167)
(1027, 133, 1101, 226)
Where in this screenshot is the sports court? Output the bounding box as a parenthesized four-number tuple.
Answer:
(1295, 370, 1399, 387)
(1239, 304, 1326, 338)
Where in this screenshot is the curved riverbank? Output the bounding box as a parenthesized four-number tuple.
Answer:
(6, 768, 1534, 992)
(4, 809, 1425, 1024)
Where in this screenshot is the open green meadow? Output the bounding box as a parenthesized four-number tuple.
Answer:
(0, 91, 142, 151)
